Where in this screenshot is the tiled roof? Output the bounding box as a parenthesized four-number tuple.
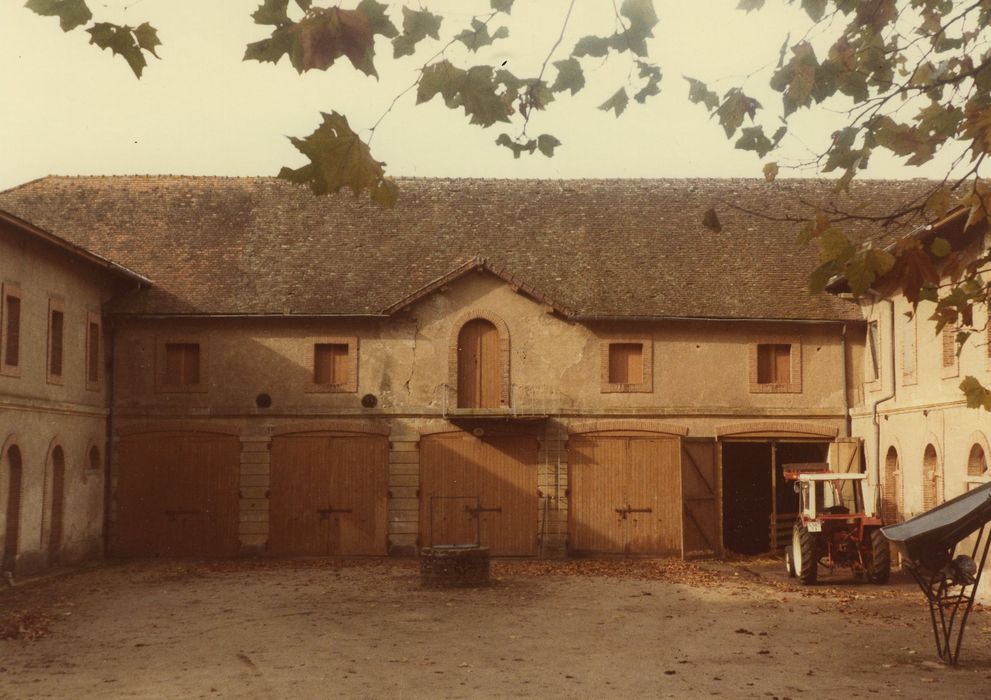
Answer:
(0, 176, 934, 320)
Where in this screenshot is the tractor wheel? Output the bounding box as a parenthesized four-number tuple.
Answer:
(784, 546, 796, 578)
(866, 528, 891, 584)
(792, 525, 818, 585)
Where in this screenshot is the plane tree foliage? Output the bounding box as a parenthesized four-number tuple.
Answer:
(23, 0, 991, 408)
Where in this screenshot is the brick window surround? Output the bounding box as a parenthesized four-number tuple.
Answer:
(1, 281, 22, 378)
(600, 336, 653, 393)
(85, 311, 101, 391)
(940, 323, 960, 379)
(155, 337, 207, 393)
(447, 310, 511, 408)
(306, 337, 358, 393)
(749, 336, 802, 394)
(47, 297, 65, 386)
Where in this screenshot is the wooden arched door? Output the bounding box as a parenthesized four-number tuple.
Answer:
(457, 319, 501, 408)
(2, 445, 23, 573)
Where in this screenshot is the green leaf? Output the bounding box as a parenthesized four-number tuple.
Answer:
(960, 376, 991, 411)
(633, 61, 662, 103)
(599, 88, 629, 117)
(418, 61, 510, 127)
(931, 237, 952, 258)
(25, 0, 92, 32)
(537, 134, 561, 157)
(716, 89, 761, 138)
(818, 228, 855, 265)
(392, 7, 442, 58)
(295, 0, 312, 10)
(291, 8, 379, 77)
(491, 0, 514, 13)
(357, 0, 398, 39)
(550, 58, 585, 95)
(736, 0, 765, 11)
(279, 111, 397, 206)
(251, 0, 290, 27)
(735, 126, 774, 157)
(133, 22, 161, 58)
(417, 59, 465, 107)
(619, 0, 659, 56)
(495, 133, 535, 159)
(244, 27, 294, 65)
(572, 35, 612, 58)
(800, 0, 827, 21)
(86, 23, 158, 78)
(684, 76, 720, 111)
(456, 18, 509, 53)
(808, 261, 837, 293)
(763, 162, 779, 181)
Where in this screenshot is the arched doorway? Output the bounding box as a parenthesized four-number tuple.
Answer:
(48, 446, 66, 562)
(923, 444, 941, 512)
(457, 318, 501, 408)
(2, 445, 23, 573)
(882, 446, 901, 523)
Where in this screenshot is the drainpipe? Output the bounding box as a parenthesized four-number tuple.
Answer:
(840, 323, 850, 437)
(872, 298, 897, 508)
(102, 326, 116, 557)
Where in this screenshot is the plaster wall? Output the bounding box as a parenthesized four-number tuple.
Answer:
(0, 230, 116, 575)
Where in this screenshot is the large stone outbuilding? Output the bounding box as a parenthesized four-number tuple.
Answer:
(1, 176, 942, 576)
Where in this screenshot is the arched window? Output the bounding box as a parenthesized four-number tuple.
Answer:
(2, 445, 23, 573)
(881, 446, 901, 523)
(47, 446, 66, 560)
(923, 444, 942, 512)
(457, 318, 501, 408)
(967, 443, 988, 477)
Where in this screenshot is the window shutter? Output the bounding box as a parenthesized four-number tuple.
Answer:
(774, 344, 791, 384)
(4, 295, 20, 367)
(88, 322, 100, 383)
(608, 343, 643, 384)
(182, 344, 200, 385)
(50, 309, 64, 377)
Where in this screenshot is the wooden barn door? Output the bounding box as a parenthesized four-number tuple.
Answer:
(681, 439, 720, 557)
(419, 433, 538, 555)
(269, 433, 388, 556)
(113, 432, 240, 557)
(569, 433, 682, 556)
(457, 319, 500, 408)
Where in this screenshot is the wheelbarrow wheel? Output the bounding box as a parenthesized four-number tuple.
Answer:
(793, 525, 818, 585)
(866, 527, 891, 584)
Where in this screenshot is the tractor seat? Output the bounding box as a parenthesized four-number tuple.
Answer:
(821, 505, 850, 515)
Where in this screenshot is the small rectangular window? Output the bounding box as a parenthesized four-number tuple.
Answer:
(87, 320, 100, 385)
(902, 312, 917, 383)
(164, 343, 200, 386)
(49, 309, 64, 378)
(608, 343, 643, 384)
(314, 343, 349, 385)
(757, 344, 791, 384)
(865, 321, 880, 383)
(3, 292, 21, 369)
(941, 323, 957, 368)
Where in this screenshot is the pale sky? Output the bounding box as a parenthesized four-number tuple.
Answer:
(0, 1, 960, 191)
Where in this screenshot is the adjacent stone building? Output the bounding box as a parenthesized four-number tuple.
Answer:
(1, 175, 945, 575)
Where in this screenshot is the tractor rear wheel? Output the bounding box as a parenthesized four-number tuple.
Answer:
(866, 528, 890, 584)
(792, 525, 818, 585)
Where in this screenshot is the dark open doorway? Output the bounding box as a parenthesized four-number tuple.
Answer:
(722, 440, 831, 555)
(722, 443, 772, 555)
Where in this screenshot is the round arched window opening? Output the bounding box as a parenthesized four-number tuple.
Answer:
(923, 444, 941, 511)
(882, 446, 900, 523)
(88, 446, 101, 471)
(968, 443, 988, 477)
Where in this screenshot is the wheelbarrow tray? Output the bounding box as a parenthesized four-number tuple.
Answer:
(882, 481, 991, 567)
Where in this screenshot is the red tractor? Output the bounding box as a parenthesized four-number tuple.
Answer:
(782, 463, 890, 585)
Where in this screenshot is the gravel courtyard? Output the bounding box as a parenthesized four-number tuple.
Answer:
(1, 558, 990, 699)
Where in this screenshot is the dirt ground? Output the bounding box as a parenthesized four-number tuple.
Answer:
(1, 558, 990, 699)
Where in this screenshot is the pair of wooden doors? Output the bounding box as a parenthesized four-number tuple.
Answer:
(568, 435, 720, 557)
(419, 433, 538, 556)
(114, 431, 241, 557)
(269, 433, 388, 556)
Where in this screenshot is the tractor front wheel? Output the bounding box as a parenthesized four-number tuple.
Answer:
(865, 528, 891, 584)
(792, 525, 818, 585)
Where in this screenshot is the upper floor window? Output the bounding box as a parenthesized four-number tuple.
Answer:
(156, 338, 206, 393)
(85, 312, 101, 390)
(749, 337, 802, 393)
(47, 298, 64, 385)
(941, 323, 960, 379)
(458, 319, 501, 407)
(1, 282, 21, 377)
(600, 337, 653, 393)
(865, 321, 880, 385)
(902, 312, 917, 385)
(307, 337, 358, 393)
